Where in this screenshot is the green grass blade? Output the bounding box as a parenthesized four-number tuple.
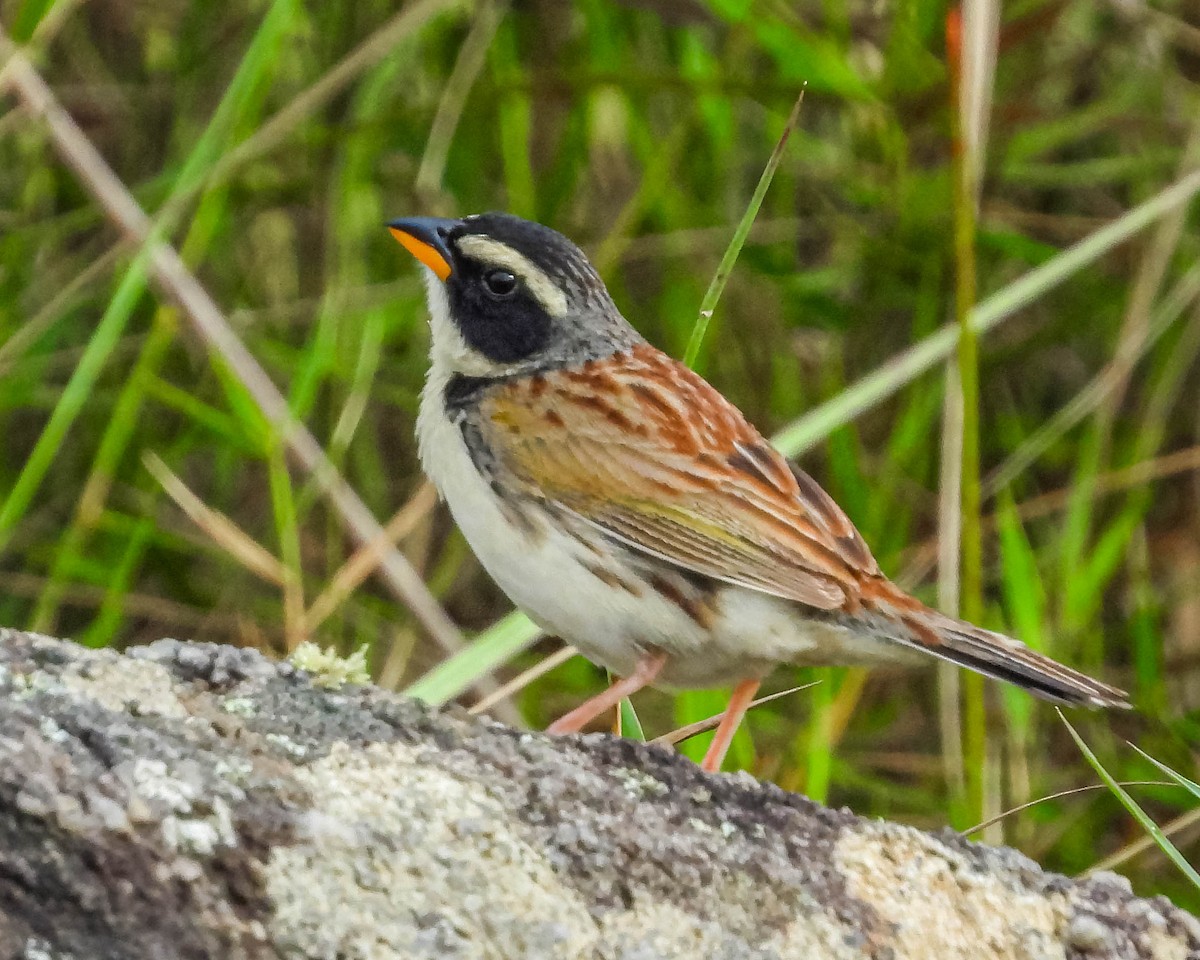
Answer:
(1061, 711, 1200, 889)
(682, 89, 805, 368)
(804, 668, 835, 804)
(267, 442, 304, 645)
(405, 611, 540, 704)
(1128, 744, 1200, 803)
(618, 694, 645, 741)
(9, 0, 56, 41)
(78, 517, 153, 648)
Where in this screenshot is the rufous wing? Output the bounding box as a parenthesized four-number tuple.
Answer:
(480, 344, 880, 611)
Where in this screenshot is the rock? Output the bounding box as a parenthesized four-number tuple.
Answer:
(0, 629, 1194, 960)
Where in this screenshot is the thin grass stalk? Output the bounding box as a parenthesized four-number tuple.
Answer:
(1087, 807, 1200, 875)
(961, 781, 1174, 837)
(653, 683, 819, 747)
(0, 246, 122, 378)
(267, 446, 305, 650)
(468, 644, 578, 716)
(142, 453, 288, 586)
(947, 4, 988, 831)
(682, 89, 804, 367)
(79, 517, 154, 648)
(1094, 117, 1200, 437)
(937, 364, 968, 822)
(0, 570, 252, 636)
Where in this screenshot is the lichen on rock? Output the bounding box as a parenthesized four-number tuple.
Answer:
(0, 628, 1195, 960)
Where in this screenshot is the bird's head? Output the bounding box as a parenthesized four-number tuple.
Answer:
(388, 212, 641, 378)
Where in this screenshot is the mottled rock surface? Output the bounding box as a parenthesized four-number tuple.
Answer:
(0, 629, 1195, 960)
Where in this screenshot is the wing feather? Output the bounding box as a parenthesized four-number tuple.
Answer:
(481, 345, 874, 611)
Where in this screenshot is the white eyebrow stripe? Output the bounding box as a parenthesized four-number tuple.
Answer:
(455, 235, 569, 317)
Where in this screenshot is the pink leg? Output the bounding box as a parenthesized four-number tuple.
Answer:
(547, 651, 668, 735)
(700, 678, 762, 773)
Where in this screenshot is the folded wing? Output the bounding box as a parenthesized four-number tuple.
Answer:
(481, 344, 877, 611)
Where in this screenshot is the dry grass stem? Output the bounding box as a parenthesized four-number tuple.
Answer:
(1087, 806, 1200, 875)
(0, 570, 259, 636)
(961, 782, 1174, 838)
(468, 643, 578, 715)
(144, 452, 288, 587)
(652, 683, 819, 748)
(303, 482, 439, 633)
(0, 246, 125, 377)
(1094, 120, 1200, 435)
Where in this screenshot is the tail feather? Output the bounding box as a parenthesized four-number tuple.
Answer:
(882, 603, 1129, 709)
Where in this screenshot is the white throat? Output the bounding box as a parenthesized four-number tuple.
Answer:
(420, 267, 513, 379)
(416, 266, 511, 503)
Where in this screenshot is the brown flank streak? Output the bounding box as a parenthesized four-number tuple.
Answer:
(649, 573, 714, 628)
(583, 561, 643, 596)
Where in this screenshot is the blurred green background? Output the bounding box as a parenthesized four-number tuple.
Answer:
(2, 0, 1199, 909)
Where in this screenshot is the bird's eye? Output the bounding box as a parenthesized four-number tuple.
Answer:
(482, 269, 518, 299)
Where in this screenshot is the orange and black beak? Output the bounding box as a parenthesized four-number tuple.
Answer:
(387, 216, 457, 281)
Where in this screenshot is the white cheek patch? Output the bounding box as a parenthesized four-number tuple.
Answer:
(419, 266, 511, 377)
(455, 235, 569, 317)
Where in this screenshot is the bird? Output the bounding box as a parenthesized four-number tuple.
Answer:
(387, 211, 1129, 773)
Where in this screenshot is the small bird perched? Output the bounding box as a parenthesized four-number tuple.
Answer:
(388, 212, 1129, 773)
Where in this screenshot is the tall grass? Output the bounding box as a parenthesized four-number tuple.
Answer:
(2, 0, 1199, 910)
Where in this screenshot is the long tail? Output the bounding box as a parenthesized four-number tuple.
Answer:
(868, 587, 1130, 709)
